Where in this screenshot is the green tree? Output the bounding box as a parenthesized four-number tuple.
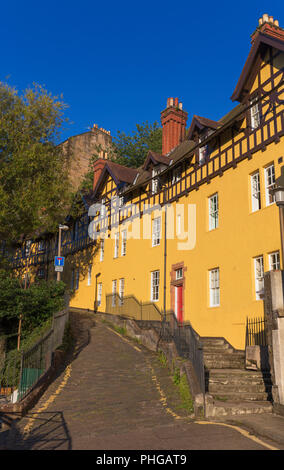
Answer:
(0, 82, 73, 244)
(114, 120, 162, 168)
(80, 121, 162, 191)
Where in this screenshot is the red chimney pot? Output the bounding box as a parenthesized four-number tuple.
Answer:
(161, 98, 188, 155)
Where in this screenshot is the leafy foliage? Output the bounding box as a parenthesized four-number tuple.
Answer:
(0, 82, 73, 243)
(80, 121, 162, 190)
(0, 270, 66, 337)
(113, 121, 162, 168)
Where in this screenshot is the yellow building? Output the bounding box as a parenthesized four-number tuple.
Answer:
(64, 15, 284, 350)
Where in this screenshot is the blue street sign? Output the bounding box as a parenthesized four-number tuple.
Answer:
(54, 256, 65, 267)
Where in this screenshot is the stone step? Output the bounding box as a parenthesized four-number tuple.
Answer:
(204, 350, 245, 358)
(202, 344, 232, 352)
(204, 359, 245, 369)
(207, 369, 272, 383)
(210, 400, 273, 417)
(201, 337, 228, 347)
(208, 382, 272, 394)
(207, 368, 271, 377)
(204, 355, 245, 362)
(210, 391, 271, 401)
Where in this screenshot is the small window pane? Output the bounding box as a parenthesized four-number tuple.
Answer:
(151, 271, 160, 302)
(265, 164, 275, 206)
(269, 251, 280, 271)
(209, 268, 220, 307)
(251, 171, 261, 212)
(209, 194, 219, 230)
(254, 256, 264, 300)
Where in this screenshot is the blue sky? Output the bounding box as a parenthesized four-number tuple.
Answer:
(1, 1, 284, 143)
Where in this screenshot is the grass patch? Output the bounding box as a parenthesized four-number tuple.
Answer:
(157, 351, 194, 414)
(101, 318, 127, 336)
(113, 325, 127, 336)
(172, 367, 194, 413)
(157, 350, 168, 368)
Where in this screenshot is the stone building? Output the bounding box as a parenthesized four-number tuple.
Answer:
(61, 124, 112, 190)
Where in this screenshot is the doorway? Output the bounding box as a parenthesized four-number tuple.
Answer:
(175, 285, 183, 322)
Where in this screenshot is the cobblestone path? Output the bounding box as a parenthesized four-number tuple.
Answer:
(4, 311, 272, 450)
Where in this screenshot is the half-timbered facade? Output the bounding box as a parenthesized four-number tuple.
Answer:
(15, 15, 284, 350)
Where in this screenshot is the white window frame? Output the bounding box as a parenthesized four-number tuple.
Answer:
(176, 268, 183, 280)
(209, 268, 220, 307)
(112, 280, 117, 307)
(87, 264, 92, 286)
(269, 251, 280, 271)
(209, 193, 219, 231)
(152, 167, 161, 194)
(251, 171, 261, 212)
(172, 166, 181, 184)
(97, 283, 102, 306)
(25, 240, 32, 257)
(119, 278, 125, 306)
(265, 164, 276, 206)
(254, 256, 264, 300)
(114, 232, 119, 258)
(101, 198, 106, 217)
(151, 270, 160, 302)
(100, 238, 104, 262)
(38, 240, 45, 252)
(121, 229, 127, 256)
(250, 95, 261, 130)
(152, 217, 161, 247)
(199, 139, 207, 165)
(37, 268, 45, 279)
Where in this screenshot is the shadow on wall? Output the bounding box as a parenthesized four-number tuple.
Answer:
(46, 242, 100, 303)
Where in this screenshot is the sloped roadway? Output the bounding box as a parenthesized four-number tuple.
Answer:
(5, 311, 281, 451)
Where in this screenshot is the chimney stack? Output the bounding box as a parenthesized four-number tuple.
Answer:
(160, 97, 188, 155)
(251, 14, 284, 43)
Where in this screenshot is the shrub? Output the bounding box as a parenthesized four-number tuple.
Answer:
(0, 270, 66, 341)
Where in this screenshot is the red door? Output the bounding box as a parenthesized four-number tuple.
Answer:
(175, 285, 183, 323)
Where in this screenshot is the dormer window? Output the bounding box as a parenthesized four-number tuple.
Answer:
(199, 141, 208, 165)
(250, 95, 260, 130)
(101, 198, 106, 217)
(172, 166, 181, 184)
(152, 167, 162, 194)
(198, 129, 213, 165)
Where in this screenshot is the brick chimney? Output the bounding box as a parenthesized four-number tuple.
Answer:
(251, 14, 284, 43)
(93, 158, 107, 191)
(160, 97, 188, 155)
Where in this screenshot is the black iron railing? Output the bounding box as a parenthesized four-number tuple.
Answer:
(245, 316, 268, 347)
(0, 309, 69, 403)
(169, 314, 205, 396)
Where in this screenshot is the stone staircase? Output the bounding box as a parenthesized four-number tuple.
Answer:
(201, 337, 273, 417)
